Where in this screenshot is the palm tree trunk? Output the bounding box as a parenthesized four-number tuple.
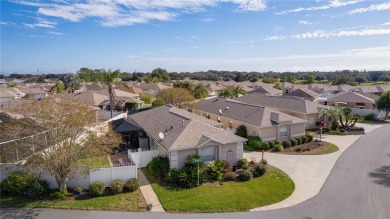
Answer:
(109, 85, 114, 118)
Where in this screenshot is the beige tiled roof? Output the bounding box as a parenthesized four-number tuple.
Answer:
(51, 92, 108, 106)
(235, 93, 327, 114)
(194, 97, 307, 127)
(327, 92, 375, 104)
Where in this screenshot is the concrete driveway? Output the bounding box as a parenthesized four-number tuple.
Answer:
(245, 123, 383, 211)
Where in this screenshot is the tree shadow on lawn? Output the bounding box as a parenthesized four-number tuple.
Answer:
(369, 166, 390, 188)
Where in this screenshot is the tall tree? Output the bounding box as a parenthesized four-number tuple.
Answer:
(151, 68, 170, 82)
(101, 69, 121, 118)
(190, 83, 208, 99)
(62, 74, 83, 93)
(332, 74, 356, 85)
(355, 76, 367, 85)
(157, 88, 195, 108)
(50, 80, 65, 94)
(232, 86, 246, 97)
(303, 74, 315, 84)
(377, 91, 390, 120)
(286, 75, 297, 84)
(140, 93, 153, 104)
(11, 98, 121, 191)
(320, 108, 341, 130)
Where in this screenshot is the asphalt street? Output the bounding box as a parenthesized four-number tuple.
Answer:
(2, 125, 389, 219)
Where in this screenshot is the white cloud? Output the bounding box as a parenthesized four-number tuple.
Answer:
(23, 18, 57, 28)
(349, 2, 390, 14)
(263, 23, 390, 40)
(298, 20, 312, 25)
(47, 31, 64, 35)
(277, 0, 361, 15)
(14, 0, 267, 27)
(199, 18, 216, 22)
(0, 21, 9, 25)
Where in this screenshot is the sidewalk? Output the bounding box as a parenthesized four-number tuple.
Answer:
(137, 170, 165, 212)
(246, 124, 383, 211)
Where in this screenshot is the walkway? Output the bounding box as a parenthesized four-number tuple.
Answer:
(245, 123, 383, 211)
(137, 170, 165, 212)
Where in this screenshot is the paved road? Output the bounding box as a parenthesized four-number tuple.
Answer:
(2, 125, 389, 219)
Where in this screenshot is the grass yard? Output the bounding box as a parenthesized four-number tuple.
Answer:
(279, 141, 339, 155)
(0, 190, 147, 211)
(143, 166, 294, 213)
(77, 155, 110, 167)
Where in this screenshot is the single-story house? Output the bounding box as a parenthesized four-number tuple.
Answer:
(327, 92, 376, 109)
(128, 106, 246, 169)
(192, 97, 307, 142)
(249, 83, 283, 96)
(235, 93, 328, 129)
(284, 88, 320, 102)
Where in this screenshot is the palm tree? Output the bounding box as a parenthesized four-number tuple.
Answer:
(232, 86, 246, 97)
(50, 80, 65, 94)
(63, 74, 83, 93)
(319, 108, 341, 130)
(191, 83, 208, 99)
(101, 69, 121, 118)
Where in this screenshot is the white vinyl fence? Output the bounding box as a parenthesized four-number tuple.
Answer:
(129, 148, 159, 168)
(0, 163, 137, 189)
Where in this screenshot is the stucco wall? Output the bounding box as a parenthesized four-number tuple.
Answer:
(291, 123, 306, 137)
(328, 101, 374, 109)
(305, 113, 319, 130)
(259, 127, 278, 142)
(217, 142, 238, 165)
(177, 148, 197, 169)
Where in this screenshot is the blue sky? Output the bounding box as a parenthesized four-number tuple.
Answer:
(1, 0, 389, 74)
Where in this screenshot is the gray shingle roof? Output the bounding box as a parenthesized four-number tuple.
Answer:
(327, 92, 375, 103)
(129, 105, 245, 151)
(235, 93, 327, 114)
(194, 97, 307, 127)
(285, 88, 320, 99)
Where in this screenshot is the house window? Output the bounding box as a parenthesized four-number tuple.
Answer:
(151, 138, 154, 146)
(279, 126, 288, 137)
(201, 146, 216, 162)
(309, 118, 314, 125)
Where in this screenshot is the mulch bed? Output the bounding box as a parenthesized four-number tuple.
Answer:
(270, 141, 330, 154)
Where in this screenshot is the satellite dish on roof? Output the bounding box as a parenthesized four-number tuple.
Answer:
(219, 109, 222, 114)
(158, 132, 165, 140)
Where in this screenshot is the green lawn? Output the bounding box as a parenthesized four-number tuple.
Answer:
(1, 190, 147, 211)
(143, 166, 294, 213)
(77, 155, 110, 167)
(359, 81, 388, 86)
(357, 120, 390, 124)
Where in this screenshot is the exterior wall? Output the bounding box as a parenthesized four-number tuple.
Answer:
(259, 127, 278, 142)
(291, 123, 306, 138)
(176, 148, 197, 169)
(217, 142, 238, 165)
(305, 113, 319, 129)
(328, 101, 374, 109)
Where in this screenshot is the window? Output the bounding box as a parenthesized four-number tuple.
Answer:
(201, 146, 216, 162)
(279, 126, 288, 137)
(309, 118, 314, 125)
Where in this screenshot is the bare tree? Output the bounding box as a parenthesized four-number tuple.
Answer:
(10, 97, 121, 191)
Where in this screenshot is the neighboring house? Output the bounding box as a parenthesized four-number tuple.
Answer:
(205, 82, 226, 96)
(235, 93, 328, 129)
(130, 82, 171, 97)
(250, 83, 283, 96)
(284, 88, 320, 102)
(51, 92, 108, 107)
(327, 92, 376, 109)
(128, 106, 246, 169)
(0, 88, 25, 103)
(192, 97, 307, 142)
(18, 88, 49, 99)
(350, 85, 390, 97)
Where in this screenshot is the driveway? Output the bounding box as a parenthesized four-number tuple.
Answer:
(2, 124, 389, 219)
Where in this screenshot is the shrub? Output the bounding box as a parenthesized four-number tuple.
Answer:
(295, 147, 302, 152)
(261, 159, 268, 165)
(238, 170, 252, 181)
(290, 138, 298, 146)
(268, 141, 275, 148)
(1, 172, 35, 196)
(178, 167, 205, 188)
(110, 180, 124, 194)
(235, 125, 248, 138)
(305, 134, 313, 142)
(25, 180, 49, 199)
(164, 168, 181, 184)
(282, 140, 292, 148)
(364, 113, 376, 121)
(244, 144, 254, 151)
(125, 179, 139, 192)
(237, 158, 248, 169)
(89, 181, 105, 196)
(207, 161, 226, 181)
(261, 142, 270, 150)
(51, 190, 68, 200)
(274, 140, 281, 145)
(300, 136, 307, 144)
(148, 155, 170, 178)
(247, 136, 262, 150)
(252, 164, 267, 178)
(274, 144, 283, 152)
(224, 172, 236, 181)
(295, 137, 302, 145)
(220, 160, 232, 171)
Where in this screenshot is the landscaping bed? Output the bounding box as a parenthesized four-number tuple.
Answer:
(142, 165, 294, 212)
(276, 140, 339, 155)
